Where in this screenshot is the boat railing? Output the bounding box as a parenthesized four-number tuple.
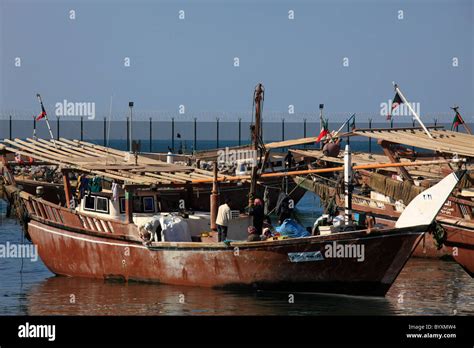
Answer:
(19, 191, 137, 237)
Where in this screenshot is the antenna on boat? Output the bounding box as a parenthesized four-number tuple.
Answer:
(392, 82, 433, 139)
(343, 144, 353, 225)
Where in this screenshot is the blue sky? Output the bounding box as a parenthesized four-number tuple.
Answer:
(1, 0, 472, 125)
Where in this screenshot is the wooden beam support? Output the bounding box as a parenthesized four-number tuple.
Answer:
(124, 188, 134, 224)
(378, 139, 413, 183)
(62, 170, 72, 208)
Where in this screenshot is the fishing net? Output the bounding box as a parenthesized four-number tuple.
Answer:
(368, 172, 425, 204)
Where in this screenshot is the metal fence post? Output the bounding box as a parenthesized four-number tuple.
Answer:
(80, 116, 84, 141)
(281, 118, 285, 141)
(56, 116, 60, 140)
(126, 117, 130, 151)
(9, 115, 12, 140)
(216, 117, 220, 149)
(103, 117, 107, 146)
(171, 117, 175, 152)
(149, 117, 152, 152)
(194, 118, 197, 151)
(238, 118, 241, 146)
(368, 118, 372, 153)
(303, 118, 307, 149)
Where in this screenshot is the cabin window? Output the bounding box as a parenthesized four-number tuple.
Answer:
(96, 196, 109, 214)
(84, 195, 109, 214)
(119, 198, 126, 214)
(119, 196, 155, 213)
(143, 197, 155, 213)
(84, 195, 96, 211)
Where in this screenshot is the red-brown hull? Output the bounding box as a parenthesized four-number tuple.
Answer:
(444, 224, 474, 277)
(27, 220, 423, 296)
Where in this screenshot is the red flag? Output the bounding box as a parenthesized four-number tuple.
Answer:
(316, 119, 329, 142)
(36, 105, 47, 121)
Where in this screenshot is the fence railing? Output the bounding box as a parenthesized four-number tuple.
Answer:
(0, 116, 467, 154)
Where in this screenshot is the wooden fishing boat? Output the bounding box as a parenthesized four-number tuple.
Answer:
(293, 126, 474, 276)
(0, 140, 465, 296)
(4, 138, 308, 212)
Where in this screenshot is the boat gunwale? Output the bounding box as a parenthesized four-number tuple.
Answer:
(28, 217, 426, 251)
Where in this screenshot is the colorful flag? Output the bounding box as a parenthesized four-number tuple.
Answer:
(451, 110, 465, 130)
(316, 118, 329, 142)
(36, 103, 47, 121)
(387, 91, 403, 120)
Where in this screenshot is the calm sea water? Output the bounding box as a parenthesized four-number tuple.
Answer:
(1, 192, 473, 316)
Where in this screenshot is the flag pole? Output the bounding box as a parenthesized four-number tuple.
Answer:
(334, 113, 355, 136)
(32, 115, 37, 140)
(392, 82, 433, 139)
(451, 106, 472, 134)
(36, 93, 57, 148)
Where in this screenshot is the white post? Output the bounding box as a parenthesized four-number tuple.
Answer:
(393, 83, 433, 139)
(344, 144, 352, 225)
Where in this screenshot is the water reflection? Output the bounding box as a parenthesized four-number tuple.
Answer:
(387, 259, 474, 315)
(26, 276, 396, 316)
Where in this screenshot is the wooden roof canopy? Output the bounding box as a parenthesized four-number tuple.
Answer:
(0, 138, 225, 186)
(351, 128, 474, 158)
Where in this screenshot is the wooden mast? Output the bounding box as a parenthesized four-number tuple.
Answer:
(210, 162, 218, 232)
(248, 83, 264, 207)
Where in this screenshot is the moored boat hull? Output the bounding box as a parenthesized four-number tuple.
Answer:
(28, 220, 423, 296)
(443, 223, 474, 277)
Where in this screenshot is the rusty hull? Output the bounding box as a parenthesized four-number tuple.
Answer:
(27, 218, 423, 296)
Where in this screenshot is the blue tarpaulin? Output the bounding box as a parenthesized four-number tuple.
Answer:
(275, 219, 310, 238)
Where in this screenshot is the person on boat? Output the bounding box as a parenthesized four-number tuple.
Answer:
(216, 197, 232, 242)
(260, 217, 275, 240)
(249, 198, 265, 234)
(276, 193, 293, 224)
(284, 151, 295, 169)
(247, 225, 261, 242)
(332, 209, 345, 227)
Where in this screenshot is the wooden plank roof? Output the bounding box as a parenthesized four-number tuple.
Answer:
(352, 128, 474, 157)
(289, 148, 454, 178)
(0, 138, 223, 186)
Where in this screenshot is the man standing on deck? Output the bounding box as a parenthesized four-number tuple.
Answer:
(216, 197, 232, 242)
(249, 198, 265, 235)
